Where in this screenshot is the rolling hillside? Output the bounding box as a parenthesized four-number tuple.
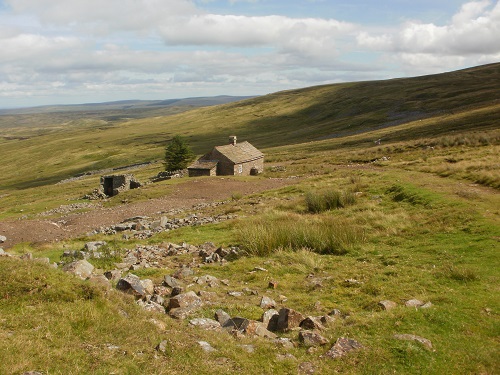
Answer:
(1, 63, 499, 189)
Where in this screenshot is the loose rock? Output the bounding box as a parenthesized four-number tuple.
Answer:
(299, 330, 329, 347)
(62, 260, 94, 280)
(189, 318, 221, 331)
(116, 274, 148, 298)
(169, 291, 202, 310)
(322, 337, 363, 359)
(276, 308, 305, 331)
(197, 341, 216, 353)
(379, 300, 398, 310)
(259, 296, 277, 309)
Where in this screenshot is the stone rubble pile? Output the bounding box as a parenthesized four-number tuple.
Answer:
(87, 213, 238, 239)
(82, 188, 108, 200)
(2, 237, 435, 365)
(150, 170, 186, 182)
(37, 203, 100, 216)
(61, 240, 240, 268)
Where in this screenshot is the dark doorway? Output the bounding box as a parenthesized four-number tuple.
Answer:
(103, 177, 114, 196)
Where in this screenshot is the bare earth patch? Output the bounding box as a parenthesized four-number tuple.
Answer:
(0, 177, 297, 248)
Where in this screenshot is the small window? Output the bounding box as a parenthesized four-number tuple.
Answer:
(238, 165, 243, 174)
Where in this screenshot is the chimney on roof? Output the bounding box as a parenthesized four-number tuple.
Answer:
(229, 135, 237, 146)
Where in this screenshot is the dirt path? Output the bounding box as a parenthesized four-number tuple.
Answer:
(0, 177, 297, 249)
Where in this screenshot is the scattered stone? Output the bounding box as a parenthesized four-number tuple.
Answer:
(227, 291, 243, 297)
(0, 248, 11, 257)
(274, 337, 295, 349)
(261, 309, 279, 331)
(328, 309, 343, 317)
(259, 296, 277, 309)
(22, 372, 43, 375)
(276, 308, 305, 331)
(393, 334, 433, 350)
(171, 286, 183, 297)
(169, 291, 202, 310)
(116, 273, 148, 298)
(0, 235, 6, 243)
(215, 309, 232, 326)
(343, 278, 363, 286)
(320, 315, 336, 326)
(244, 320, 277, 339)
(163, 275, 180, 288)
(169, 306, 199, 320)
(222, 317, 249, 332)
(300, 316, 325, 331)
(197, 341, 216, 353)
(84, 241, 107, 252)
(268, 280, 278, 289)
(155, 340, 169, 354)
(197, 290, 217, 301)
(189, 318, 221, 331)
(104, 269, 122, 281)
(405, 299, 424, 308)
(195, 275, 219, 287)
(253, 266, 268, 272)
(322, 337, 363, 359)
(242, 287, 258, 295)
(421, 302, 433, 309)
(62, 259, 94, 280)
(137, 300, 165, 314)
(379, 300, 398, 310)
(20, 253, 33, 260)
(141, 279, 155, 295)
(151, 294, 165, 306)
(149, 318, 166, 331)
(173, 267, 194, 280)
(88, 275, 112, 289)
(299, 330, 329, 347)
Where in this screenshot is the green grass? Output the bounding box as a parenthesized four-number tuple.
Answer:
(238, 211, 366, 256)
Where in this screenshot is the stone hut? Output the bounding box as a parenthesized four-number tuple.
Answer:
(188, 136, 264, 177)
(100, 174, 141, 197)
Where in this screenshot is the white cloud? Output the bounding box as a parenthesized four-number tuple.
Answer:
(356, 0, 500, 76)
(358, 0, 500, 56)
(1, 0, 498, 107)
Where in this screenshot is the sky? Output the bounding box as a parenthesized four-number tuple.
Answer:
(1, 0, 499, 108)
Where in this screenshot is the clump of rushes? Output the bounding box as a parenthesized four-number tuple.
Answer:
(238, 212, 365, 256)
(305, 189, 357, 213)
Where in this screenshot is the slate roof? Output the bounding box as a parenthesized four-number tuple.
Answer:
(214, 141, 264, 163)
(188, 160, 218, 170)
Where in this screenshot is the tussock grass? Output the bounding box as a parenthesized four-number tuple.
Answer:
(305, 189, 356, 213)
(238, 211, 365, 256)
(386, 184, 433, 207)
(435, 264, 480, 283)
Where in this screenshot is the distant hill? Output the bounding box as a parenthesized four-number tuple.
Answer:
(0, 95, 256, 115)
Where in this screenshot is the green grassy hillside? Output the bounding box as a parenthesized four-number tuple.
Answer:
(1, 63, 499, 190)
(0, 63, 499, 374)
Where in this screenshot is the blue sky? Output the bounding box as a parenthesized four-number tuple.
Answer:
(0, 0, 499, 108)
